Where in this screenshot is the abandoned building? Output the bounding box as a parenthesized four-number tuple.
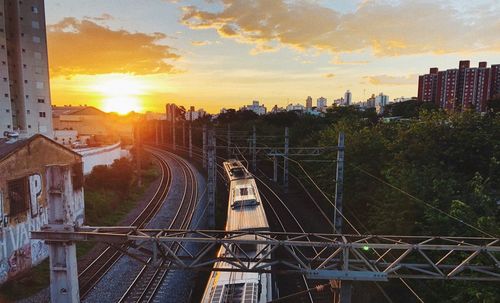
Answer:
(0, 134, 84, 284)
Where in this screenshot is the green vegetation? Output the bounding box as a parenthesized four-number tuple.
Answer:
(0, 156, 159, 302)
(213, 105, 500, 302)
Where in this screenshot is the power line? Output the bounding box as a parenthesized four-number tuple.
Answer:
(349, 163, 497, 238)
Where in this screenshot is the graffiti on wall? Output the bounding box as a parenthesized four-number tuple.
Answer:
(29, 174, 42, 217)
(0, 173, 49, 283)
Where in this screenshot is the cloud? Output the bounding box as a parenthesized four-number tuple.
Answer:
(324, 73, 335, 79)
(83, 13, 114, 21)
(191, 40, 212, 46)
(181, 0, 500, 57)
(363, 74, 418, 86)
(48, 18, 180, 77)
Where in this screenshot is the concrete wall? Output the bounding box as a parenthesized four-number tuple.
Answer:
(0, 137, 83, 284)
(77, 142, 126, 174)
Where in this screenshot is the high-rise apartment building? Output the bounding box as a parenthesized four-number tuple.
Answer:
(491, 64, 500, 99)
(418, 60, 500, 112)
(317, 97, 327, 109)
(0, 0, 52, 138)
(305, 96, 312, 110)
(344, 90, 352, 106)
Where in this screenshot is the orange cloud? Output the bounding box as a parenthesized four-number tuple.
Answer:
(48, 18, 180, 77)
(363, 74, 418, 86)
(181, 0, 500, 57)
(324, 73, 335, 79)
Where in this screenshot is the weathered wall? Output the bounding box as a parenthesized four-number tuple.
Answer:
(77, 143, 125, 174)
(0, 138, 84, 284)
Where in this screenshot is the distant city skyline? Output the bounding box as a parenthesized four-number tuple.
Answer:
(45, 0, 500, 114)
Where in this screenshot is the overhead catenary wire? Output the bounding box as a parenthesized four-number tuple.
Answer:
(349, 163, 497, 238)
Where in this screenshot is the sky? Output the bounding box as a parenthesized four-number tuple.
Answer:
(45, 0, 500, 114)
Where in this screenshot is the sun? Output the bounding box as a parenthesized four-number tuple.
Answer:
(102, 96, 142, 115)
(91, 76, 146, 114)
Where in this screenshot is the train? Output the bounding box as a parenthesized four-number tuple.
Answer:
(201, 159, 272, 303)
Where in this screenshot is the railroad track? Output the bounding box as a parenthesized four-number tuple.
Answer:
(118, 147, 199, 303)
(79, 154, 173, 299)
(169, 144, 330, 302)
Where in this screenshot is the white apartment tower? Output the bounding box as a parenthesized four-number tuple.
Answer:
(0, 0, 52, 138)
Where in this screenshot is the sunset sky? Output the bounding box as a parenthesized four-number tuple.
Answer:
(46, 0, 500, 114)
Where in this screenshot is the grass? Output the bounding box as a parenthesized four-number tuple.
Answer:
(0, 165, 159, 302)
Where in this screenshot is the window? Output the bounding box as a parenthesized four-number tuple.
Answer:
(4, 93, 7, 97)
(24, 79, 28, 84)
(31, 21, 39, 29)
(8, 178, 28, 216)
(6, 109, 9, 113)
(39, 111, 45, 117)
(28, 125, 31, 128)
(27, 109, 30, 114)
(31, 6, 39, 14)
(3, 78, 6, 82)
(37, 98, 44, 103)
(35, 67, 42, 74)
(36, 81, 43, 89)
(32, 36, 40, 43)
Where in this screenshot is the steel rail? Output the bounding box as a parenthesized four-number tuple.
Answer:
(78, 153, 172, 299)
(118, 148, 198, 303)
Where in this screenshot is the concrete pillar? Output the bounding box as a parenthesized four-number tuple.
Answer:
(46, 165, 80, 303)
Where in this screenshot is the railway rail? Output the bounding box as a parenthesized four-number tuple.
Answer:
(79, 153, 173, 299)
(118, 147, 199, 303)
(167, 144, 333, 302)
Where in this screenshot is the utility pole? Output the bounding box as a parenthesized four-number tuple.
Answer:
(252, 125, 257, 172)
(333, 132, 351, 303)
(202, 124, 207, 169)
(155, 120, 159, 145)
(182, 120, 186, 147)
(189, 122, 192, 159)
(283, 127, 289, 192)
(136, 123, 142, 187)
(207, 127, 216, 228)
(172, 105, 176, 151)
(273, 155, 278, 182)
(334, 132, 345, 232)
(227, 124, 231, 158)
(160, 119, 164, 144)
(46, 165, 80, 303)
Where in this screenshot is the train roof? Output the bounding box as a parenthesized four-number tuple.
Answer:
(226, 179, 269, 232)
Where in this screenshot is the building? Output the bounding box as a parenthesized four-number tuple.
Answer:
(375, 93, 389, 114)
(393, 97, 412, 103)
(0, 134, 84, 284)
(241, 100, 266, 115)
(185, 106, 206, 121)
(0, 0, 53, 138)
(333, 98, 344, 106)
(344, 90, 352, 106)
(317, 97, 327, 111)
(418, 60, 500, 112)
(286, 103, 305, 112)
(305, 96, 313, 111)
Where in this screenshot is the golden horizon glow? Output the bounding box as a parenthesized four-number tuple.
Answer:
(90, 76, 146, 115)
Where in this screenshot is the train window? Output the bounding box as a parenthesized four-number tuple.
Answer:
(232, 199, 258, 209)
(8, 177, 28, 216)
(230, 167, 245, 178)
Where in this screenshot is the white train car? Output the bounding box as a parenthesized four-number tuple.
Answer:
(201, 160, 272, 303)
